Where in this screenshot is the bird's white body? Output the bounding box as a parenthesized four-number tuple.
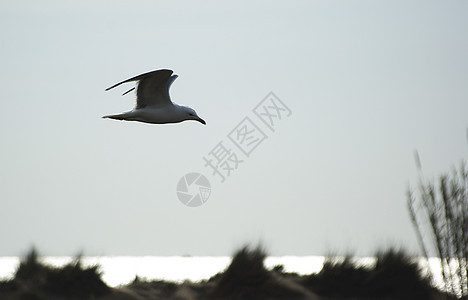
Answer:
(105, 104, 198, 124)
(103, 69, 205, 125)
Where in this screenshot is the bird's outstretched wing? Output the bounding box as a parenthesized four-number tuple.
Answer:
(106, 69, 176, 108)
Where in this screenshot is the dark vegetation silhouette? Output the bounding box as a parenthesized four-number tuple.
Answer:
(408, 155, 468, 298)
(302, 249, 437, 299)
(207, 246, 316, 299)
(0, 248, 110, 300)
(0, 246, 453, 300)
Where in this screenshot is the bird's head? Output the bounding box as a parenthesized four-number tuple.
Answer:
(183, 106, 206, 125)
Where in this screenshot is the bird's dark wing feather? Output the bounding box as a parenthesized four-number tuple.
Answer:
(121, 87, 135, 96)
(105, 69, 175, 109)
(105, 69, 173, 91)
(136, 70, 174, 108)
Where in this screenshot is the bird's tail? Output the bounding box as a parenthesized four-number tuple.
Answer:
(102, 113, 128, 121)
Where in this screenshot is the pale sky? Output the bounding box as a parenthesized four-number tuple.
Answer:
(1, 0, 467, 256)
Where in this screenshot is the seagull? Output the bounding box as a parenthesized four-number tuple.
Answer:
(103, 69, 206, 125)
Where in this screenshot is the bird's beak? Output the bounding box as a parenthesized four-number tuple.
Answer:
(197, 117, 206, 125)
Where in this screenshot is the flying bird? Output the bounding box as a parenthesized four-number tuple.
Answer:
(103, 69, 206, 125)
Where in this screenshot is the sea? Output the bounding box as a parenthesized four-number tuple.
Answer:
(0, 256, 326, 287)
(0, 256, 445, 289)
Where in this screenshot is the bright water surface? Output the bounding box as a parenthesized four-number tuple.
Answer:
(0, 256, 326, 287)
(0, 256, 444, 289)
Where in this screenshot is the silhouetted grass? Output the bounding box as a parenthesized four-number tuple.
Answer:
(0, 248, 110, 300)
(42, 258, 110, 298)
(408, 158, 468, 298)
(208, 245, 317, 300)
(303, 255, 369, 297)
(14, 248, 52, 286)
(303, 249, 435, 299)
(209, 245, 271, 299)
(0, 246, 454, 299)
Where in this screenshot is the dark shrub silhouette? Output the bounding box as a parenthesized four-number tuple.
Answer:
(2, 249, 111, 300)
(14, 248, 51, 286)
(42, 258, 110, 298)
(303, 249, 433, 299)
(209, 245, 314, 300)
